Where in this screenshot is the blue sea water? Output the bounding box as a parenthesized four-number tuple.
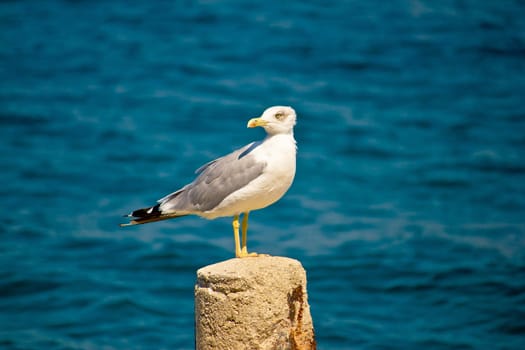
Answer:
(1, 0, 525, 349)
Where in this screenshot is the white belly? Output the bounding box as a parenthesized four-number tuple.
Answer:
(201, 134, 296, 219)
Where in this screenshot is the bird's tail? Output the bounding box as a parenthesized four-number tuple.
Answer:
(120, 204, 187, 227)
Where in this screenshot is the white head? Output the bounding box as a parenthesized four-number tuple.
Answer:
(247, 106, 296, 136)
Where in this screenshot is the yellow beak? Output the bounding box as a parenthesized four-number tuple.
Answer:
(247, 117, 268, 128)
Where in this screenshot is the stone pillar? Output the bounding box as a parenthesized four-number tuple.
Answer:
(195, 256, 316, 350)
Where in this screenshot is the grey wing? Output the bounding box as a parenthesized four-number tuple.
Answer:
(159, 142, 266, 213)
(194, 140, 263, 174)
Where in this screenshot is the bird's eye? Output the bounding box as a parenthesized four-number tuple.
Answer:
(274, 112, 286, 121)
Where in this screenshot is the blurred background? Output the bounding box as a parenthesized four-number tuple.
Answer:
(1, 0, 524, 349)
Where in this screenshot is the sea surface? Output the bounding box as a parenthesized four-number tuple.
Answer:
(1, 1, 525, 349)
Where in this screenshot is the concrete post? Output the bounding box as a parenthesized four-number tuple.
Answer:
(195, 256, 316, 350)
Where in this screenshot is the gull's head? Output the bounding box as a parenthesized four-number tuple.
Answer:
(247, 106, 296, 135)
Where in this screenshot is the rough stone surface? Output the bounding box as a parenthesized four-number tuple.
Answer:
(195, 256, 316, 350)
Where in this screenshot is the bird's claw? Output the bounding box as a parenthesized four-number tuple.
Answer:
(236, 249, 260, 258)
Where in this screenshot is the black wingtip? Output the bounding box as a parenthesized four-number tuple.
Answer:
(131, 204, 161, 218)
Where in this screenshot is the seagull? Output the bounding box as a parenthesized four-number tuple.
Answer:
(121, 106, 297, 258)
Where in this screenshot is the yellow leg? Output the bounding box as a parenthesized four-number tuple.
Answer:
(239, 211, 257, 258)
(232, 215, 241, 258)
(241, 211, 249, 255)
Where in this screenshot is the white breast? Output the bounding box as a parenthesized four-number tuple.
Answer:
(204, 134, 297, 218)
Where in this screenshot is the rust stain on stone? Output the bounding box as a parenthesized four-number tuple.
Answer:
(287, 285, 316, 350)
